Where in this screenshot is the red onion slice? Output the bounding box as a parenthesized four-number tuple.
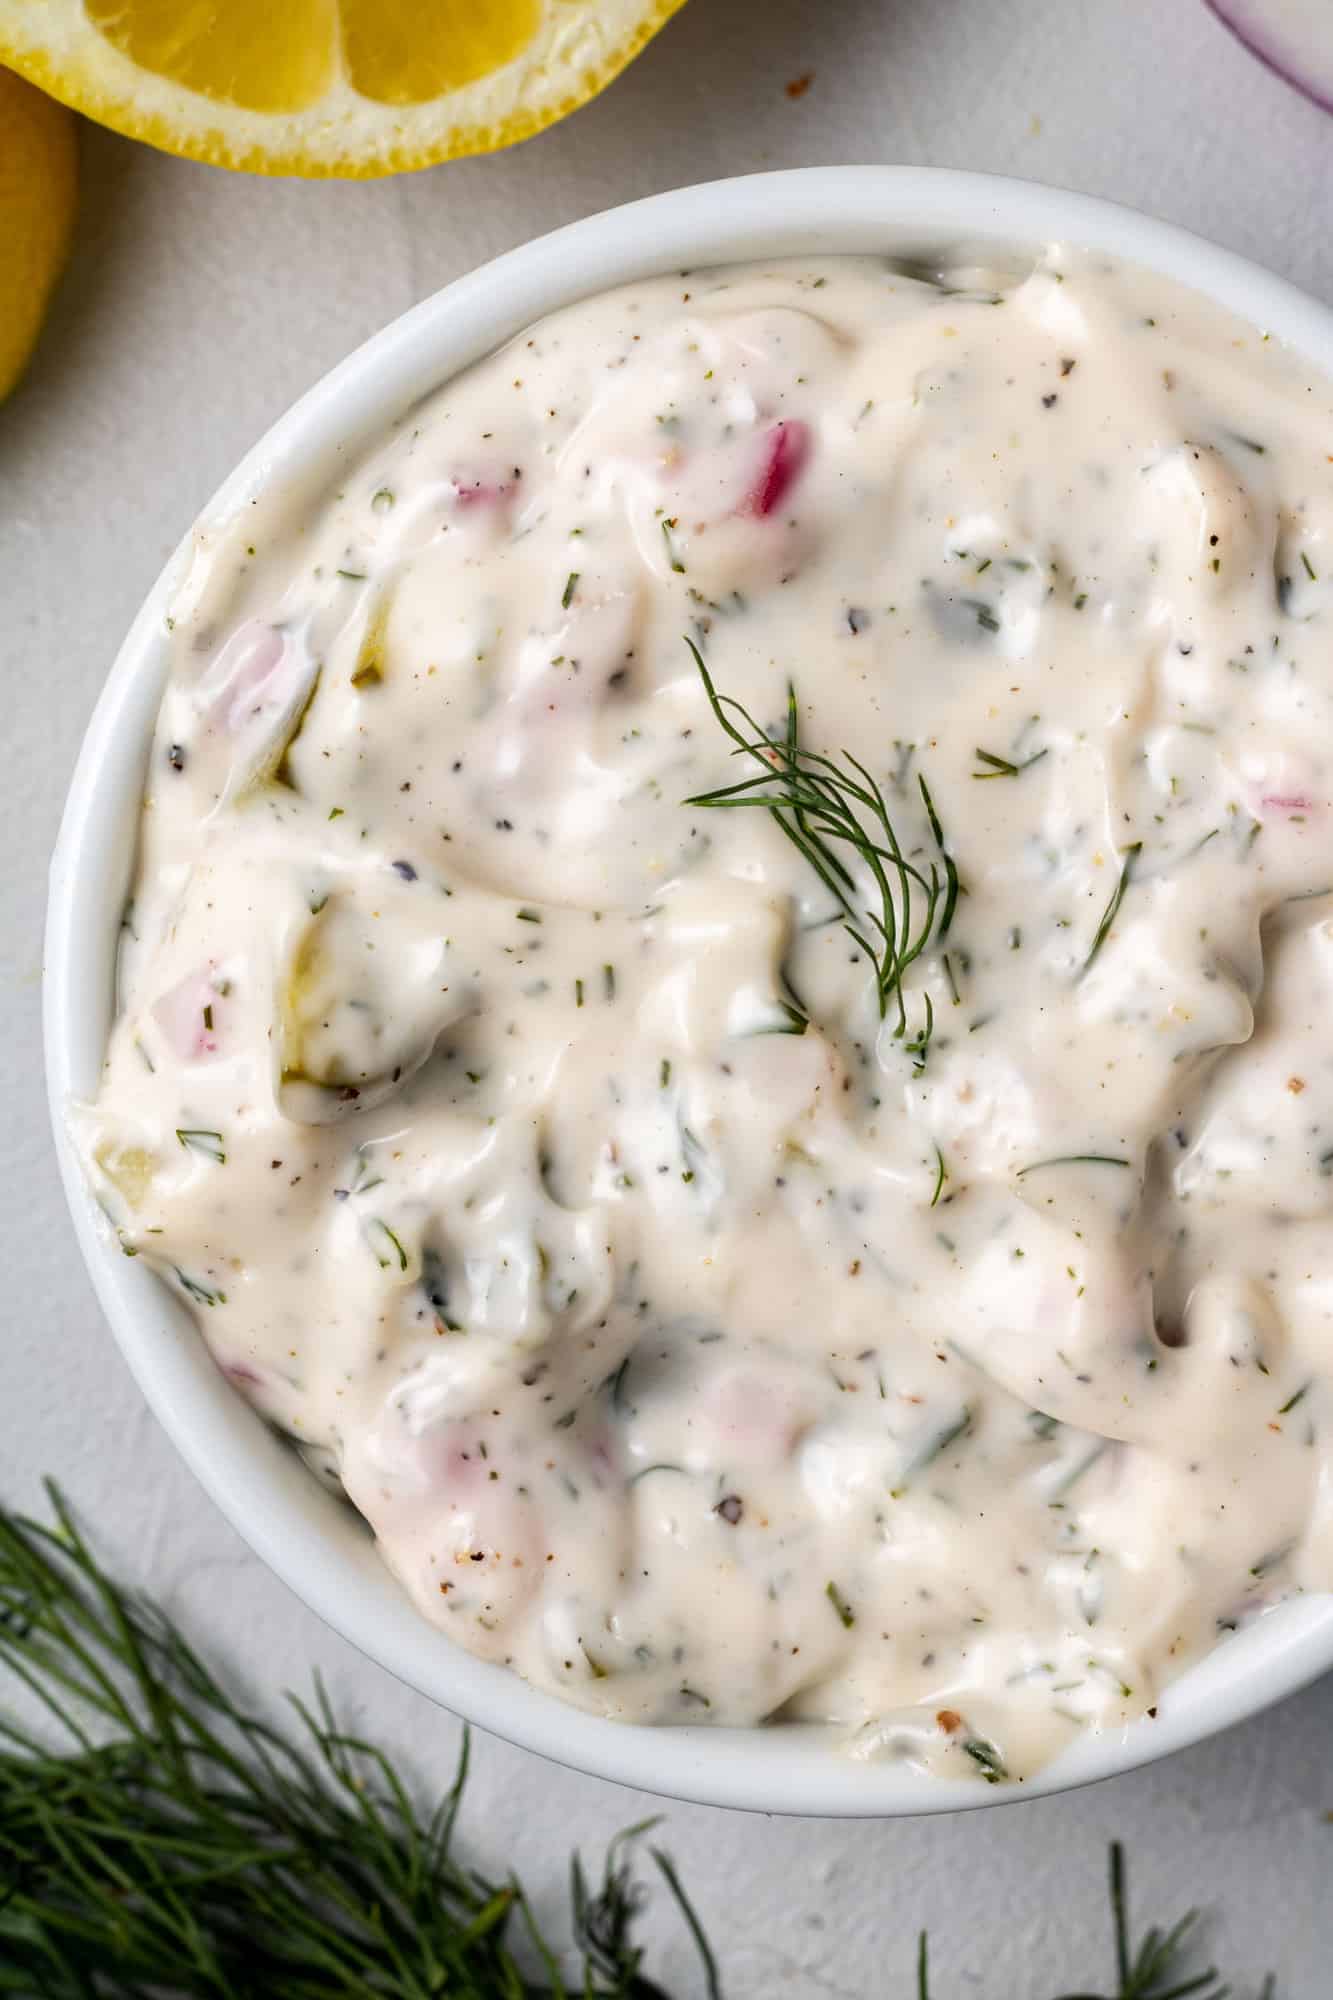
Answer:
(1206, 0, 1333, 114)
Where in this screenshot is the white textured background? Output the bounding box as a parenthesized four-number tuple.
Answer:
(6, 2, 1333, 1991)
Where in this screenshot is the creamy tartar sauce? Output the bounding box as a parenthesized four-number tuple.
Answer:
(84, 250, 1333, 1783)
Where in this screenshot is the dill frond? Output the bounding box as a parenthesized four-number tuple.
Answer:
(682, 642, 956, 1052)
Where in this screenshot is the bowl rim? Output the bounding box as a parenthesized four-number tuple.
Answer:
(44, 163, 1333, 1819)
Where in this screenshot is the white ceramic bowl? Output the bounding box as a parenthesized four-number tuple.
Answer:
(45, 166, 1333, 1816)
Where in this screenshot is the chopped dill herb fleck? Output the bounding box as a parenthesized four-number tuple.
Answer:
(942, 951, 961, 1004)
(825, 1580, 855, 1628)
(972, 745, 1049, 780)
(175, 1129, 226, 1164)
(1081, 842, 1141, 977)
(366, 1219, 409, 1273)
(174, 1269, 225, 1307)
(662, 519, 686, 573)
(963, 1736, 1008, 1784)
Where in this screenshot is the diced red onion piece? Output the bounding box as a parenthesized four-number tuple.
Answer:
(449, 475, 515, 509)
(153, 968, 223, 1061)
(741, 420, 812, 517)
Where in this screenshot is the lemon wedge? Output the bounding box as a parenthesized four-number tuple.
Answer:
(0, 0, 685, 178)
(0, 67, 77, 402)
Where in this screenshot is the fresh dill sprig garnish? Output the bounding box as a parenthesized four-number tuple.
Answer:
(904, 992, 935, 1072)
(915, 1840, 1239, 1998)
(1103, 1839, 1228, 2000)
(683, 642, 955, 1046)
(0, 1487, 1275, 1999)
(918, 773, 959, 935)
(0, 1483, 719, 2000)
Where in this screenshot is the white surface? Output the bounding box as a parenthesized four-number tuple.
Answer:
(45, 163, 1333, 1828)
(6, 0, 1333, 1985)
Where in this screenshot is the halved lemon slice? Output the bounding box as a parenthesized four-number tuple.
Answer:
(0, 0, 685, 178)
(0, 67, 77, 400)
